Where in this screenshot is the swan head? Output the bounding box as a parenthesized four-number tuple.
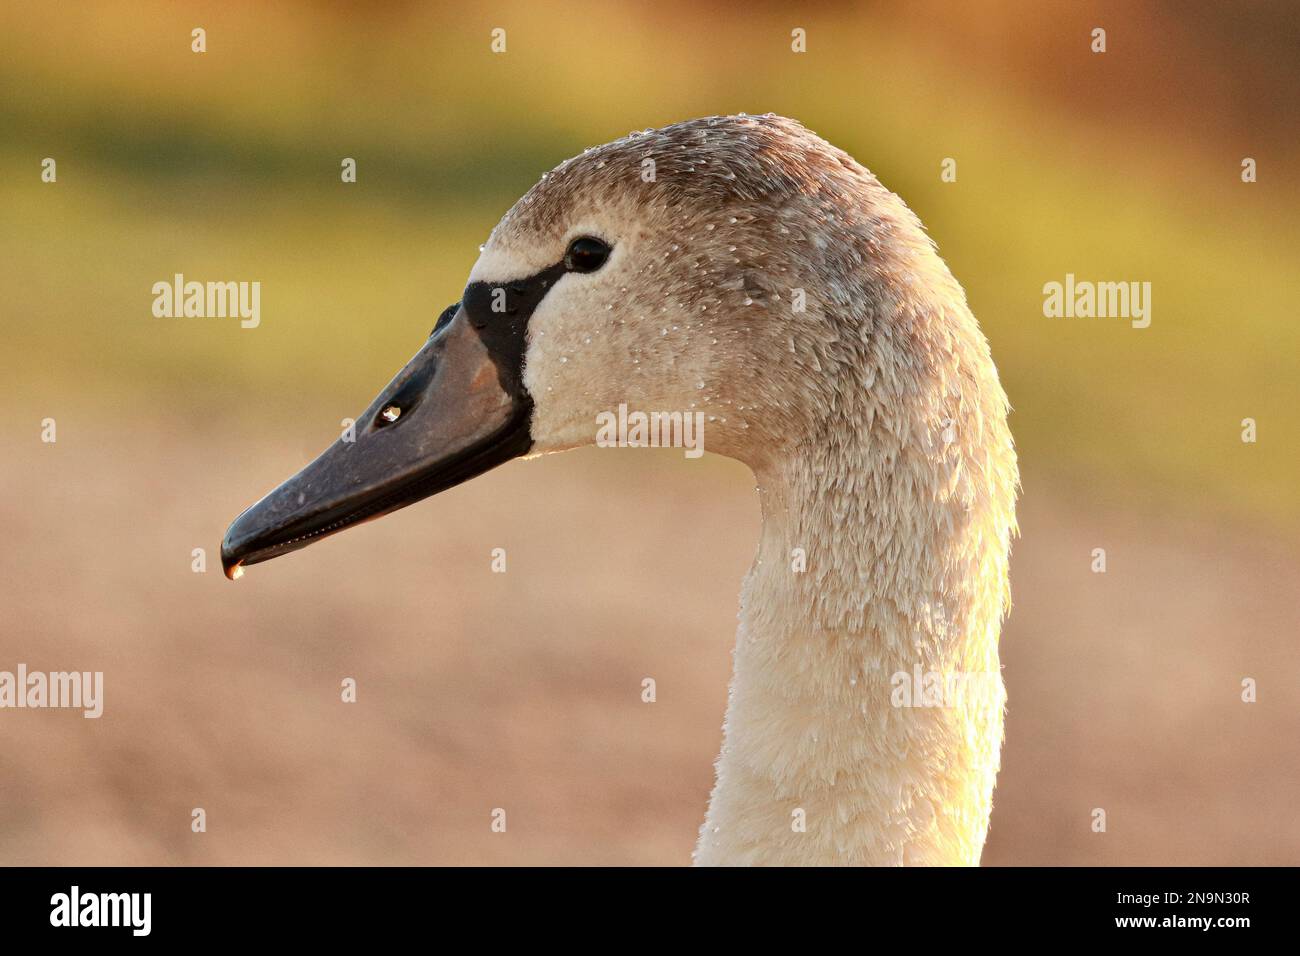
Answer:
(223, 113, 1008, 578)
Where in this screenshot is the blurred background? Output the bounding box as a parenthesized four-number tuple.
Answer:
(1, 0, 1297, 865)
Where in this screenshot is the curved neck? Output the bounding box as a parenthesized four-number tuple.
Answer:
(694, 429, 1009, 865)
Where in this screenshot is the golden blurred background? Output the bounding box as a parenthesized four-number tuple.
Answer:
(1, 1, 1296, 864)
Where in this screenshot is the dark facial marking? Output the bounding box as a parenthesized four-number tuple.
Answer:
(461, 261, 568, 404)
(458, 240, 614, 414)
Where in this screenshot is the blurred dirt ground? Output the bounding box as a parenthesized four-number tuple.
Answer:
(1, 409, 1296, 865)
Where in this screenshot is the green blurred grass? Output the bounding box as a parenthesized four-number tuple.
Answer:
(2, 1, 1296, 525)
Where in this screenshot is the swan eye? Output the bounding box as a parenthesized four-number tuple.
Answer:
(564, 236, 611, 274)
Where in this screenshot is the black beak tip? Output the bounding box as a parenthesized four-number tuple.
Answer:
(220, 515, 251, 581)
(221, 551, 243, 581)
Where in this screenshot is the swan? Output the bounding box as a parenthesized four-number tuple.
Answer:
(221, 114, 1019, 866)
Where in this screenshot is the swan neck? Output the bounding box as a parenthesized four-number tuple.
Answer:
(694, 437, 1008, 866)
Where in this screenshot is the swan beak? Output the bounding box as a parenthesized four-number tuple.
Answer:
(220, 306, 531, 579)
